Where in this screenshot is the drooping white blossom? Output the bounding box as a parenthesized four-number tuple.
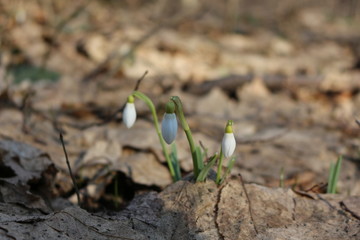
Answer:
(222, 121, 236, 158)
(123, 102, 136, 128)
(222, 133, 236, 158)
(161, 113, 178, 144)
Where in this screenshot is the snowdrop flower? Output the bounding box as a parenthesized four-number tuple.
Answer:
(222, 120, 236, 158)
(161, 101, 178, 144)
(123, 95, 136, 128)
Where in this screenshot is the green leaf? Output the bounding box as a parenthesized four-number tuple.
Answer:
(195, 146, 204, 171)
(219, 156, 236, 185)
(170, 143, 181, 181)
(327, 156, 342, 194)
(196, 154, 218, 182)
(9, 64, 60, 84)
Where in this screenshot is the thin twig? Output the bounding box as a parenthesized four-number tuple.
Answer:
(95, 70, 148, 122)
(292, 188, 316, 200)
(59, 132, 81, 207)
(47, 70, 148, 131)
(133, 70, 148, 91)
(0, 70, 147, 131)
(74, 70, 148, 130)
(239, 173, 258, 235)
(316, 194, 336, 210)
(305, 183, 327, 193)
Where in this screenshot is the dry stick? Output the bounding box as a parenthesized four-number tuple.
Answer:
(74, 70, 148, 130)
(291, 188, 316, 200)
(304, 183, 327, 193)
(340, 201, 360, 221)
(32, 70, 148, 132)
(92, 70, 147, 122)
(59, 132, 81, 207)
(239, 173, 258, 235)
(356, 118, 360, 128)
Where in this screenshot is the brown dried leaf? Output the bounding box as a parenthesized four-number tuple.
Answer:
(114, 153, 172, 187)
(0, 138, 57, 211)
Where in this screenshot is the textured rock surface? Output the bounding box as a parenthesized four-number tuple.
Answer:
(1, 179, 359, 240)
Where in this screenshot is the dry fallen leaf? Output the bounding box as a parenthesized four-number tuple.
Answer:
(0, 138, 57, 212)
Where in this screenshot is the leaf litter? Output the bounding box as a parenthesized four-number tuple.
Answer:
(0, 0, 360, 239)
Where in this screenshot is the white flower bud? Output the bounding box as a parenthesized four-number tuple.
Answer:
(123, 102, 136, 128)
(222, 133, 236, 158)
(161, 113, 178, 144)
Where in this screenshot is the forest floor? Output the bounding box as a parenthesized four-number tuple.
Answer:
(0, 0, 360, 239)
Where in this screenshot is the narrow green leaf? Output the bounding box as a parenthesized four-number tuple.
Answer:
(170, 143, 181, 181)
(330, 156, 343, 194)
(171, 96, 202, 177)
(196, 154, 218, 182)
(171, 143, 177, 161)
(195, 146, 204, 171)
(219, 156, 236, 185)
(327, 156, 343, 194)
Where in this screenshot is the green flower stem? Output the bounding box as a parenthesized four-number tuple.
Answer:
(171, 96, 202, 177)
(132, 91, 177, 182)
(216, 149, 224, 184)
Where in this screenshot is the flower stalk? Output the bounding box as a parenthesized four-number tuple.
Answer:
(170, 96, 203, 177)
(131, 91, 178, 182)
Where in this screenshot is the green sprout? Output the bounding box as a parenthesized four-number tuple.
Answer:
(196, 153, 218, 182)
(327, 156, 342, 194)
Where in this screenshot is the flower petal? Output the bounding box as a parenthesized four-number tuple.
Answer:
(161, 113, 178, 144)
(123, 103, 136, 128)
(222, 133, 236, 158)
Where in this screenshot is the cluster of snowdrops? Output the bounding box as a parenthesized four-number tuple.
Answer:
(122, 91, 236, 184)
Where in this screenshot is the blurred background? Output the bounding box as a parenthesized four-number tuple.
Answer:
(0, 0, 360, 209)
